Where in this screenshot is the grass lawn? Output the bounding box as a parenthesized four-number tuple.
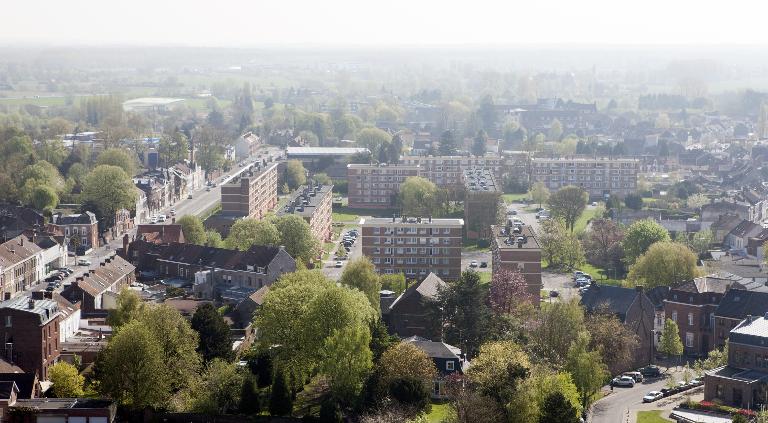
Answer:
(502, 193, 529, 204)
(637, 410, 673, 423)
(332, 207, 360, 223)
(578, 262, 626, 286)
(426, 402, 451, 423)
(573, 207, 602, 234)
(478, 271, 492, 285)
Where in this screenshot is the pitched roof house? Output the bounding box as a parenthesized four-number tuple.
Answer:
(135, 224, 186, 244)
(403, 335, 465, 399)
(385, 273, 445, 339)
(60, 255, 136, 315)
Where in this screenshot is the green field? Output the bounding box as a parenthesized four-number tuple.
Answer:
(426, 403, 451, 423)
(637, 410, 673, 423)
(502, 193, 529, 204)
(332, 208, 360, 223)
(573, 206, 602, 234)
(0, 96, 70, 106)
(577, 262, 626, 286)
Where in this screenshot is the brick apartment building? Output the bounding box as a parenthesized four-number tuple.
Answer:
(704, 314, 768, 409)
(530, 157, 639, 199)
(400, 155, 504, 189)
(0, 295, 60, 380)
(490, 224, 542, 305)
(347, 163, 420, 209)
(463, 168, 503, 240)
(220, 162, 278, 219)
(360, 216, 464, 281)
(0, 236, 42, 301)
(61, 254, 136, 315)
(50, 211, 99, 250)
(664, 273, 744, 357)
(714, 288, 768, 350)
(278, 183, 334, 244)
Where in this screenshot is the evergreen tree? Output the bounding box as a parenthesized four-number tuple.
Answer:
(439, 129, 458, 155)
(239, 376, 261, 414)
(269, 370, 293, 416)
(538, 391, 580, 423)
(319, 399, 343, 423)
(191, 303, 232, 362)
(472, 130, 488, 156)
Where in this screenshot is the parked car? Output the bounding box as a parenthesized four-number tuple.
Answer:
(574, 271, 585, 280)
(206, 187, 211, 192)
(639, 365, 661, 378)
(335, 261, 343, 268)
(58, 267, 73, 275)
(77, 258, 91, 266)
(610, 376, 635, 387)
(643, 391, 663, 403)
(591, 201, 598, 207)
(623, 371, 643, 383)
(469, 260, 478, 268)
(575, 277, 589, 287)
(479, 261, 488, 268)
(549, 290, 559, 297)
(188, 194, 193, 199)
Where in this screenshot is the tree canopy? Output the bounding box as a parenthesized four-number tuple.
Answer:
(400, 176, 441, 217)
(80, 164, 137, 227)
(177, 215, 206, 245)
(339, 257, 382, 313)
(191, 303, 233, 362)
(274, 214, 320, 263)
(96, 148, 139, 177)
(622, 219, 670, 264)
(225, 218, 280, 251)
(628, 241, 700, 288)
(547, 186, 588, 232)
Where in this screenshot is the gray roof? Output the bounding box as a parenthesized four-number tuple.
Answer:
(388, 272, 445, 310)
(730, 315, 768, 347)
(716, 289, 768, 320)
(0, 295, 59, 325)
(53, 211, 97, 225)
(286, 147, 369, 156)
(403, 335, 461, 360)
(580, 285, 642, 321)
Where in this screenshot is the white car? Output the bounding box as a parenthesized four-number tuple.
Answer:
(611, 376, 635, 387)
(643, 391, 663, 403)
(77, 259, 91, 266)
(469, 260, 478, 268)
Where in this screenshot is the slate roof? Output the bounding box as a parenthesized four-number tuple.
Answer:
(673, 273, 744, 294)
(248, 286, 270, 306)
(403, 335, 461, 360)
(646, 286, 670, 309)
(580, 285, 641, 321)
(388, 272, 445, 310)
(63, 255, 134, 299)
(715, 289, 768, 320)
(728, 220, 763, 238)
(0, 373, 36, 399)
(730, 315, 768, 346)
(157, 242, 284, 271)
(0, 235, 42, 268)
(52, 211, 97, 225)
(0, 381, 17, 400)
(0, 295, 59, 325)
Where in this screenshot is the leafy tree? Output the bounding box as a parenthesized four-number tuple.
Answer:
(529, 182, 550, 208)
(80, 165, 137, 228)
(695, 342, 728, 375)
(275, 214, 321, 263)
(622, 219, 670, 264)
(628, 241, 700, 288)
(312, 173, 332, 185)
(466, 340, 530, 405)
(538, 218, 585, 271)
(508, 368, 582, 423)
(389, 378, 431, 412)
(586, 310, 640, 375)
(36, 139, 68, 167)
(380, 273, 406, 294)
(339, 257, 382, 313)
(285, 160, 307, 190)
(530, 300, 587, 364)
(538, 392, 580, 423)
(357, 127, 392, 151)
(659, 318, 683, 358)
(269, 370, 293, 416)
(320, 324, 373, 402)
(30, 185, 58, 213)
(96, 148, 138, 177)
(438, 270, 489, 357)
(548, 119, 563, 141)
(96, 320, 169, 410)
(177, 215, 206, 245)
(478, 95, 497, 131)
(20, 160, 65, 194)
(472, 130, 488, 156)
(686, 193, 709, 210)
(583, 218, 625, 274)
(443, 376, 505, 423)
(439, 129, 458, 156)
(225, 218, 280, 251)
(565, 332, 609, 410)
(239, 376, 261, 414)
(623, 193, 644, 211)
(378, 342, 437, 395)
(369, 318, 398, 362)
(319, 399, 343, 423)
(547, 186, 588, 232)
(400, 176, 441, 217)
(106, 288, 145, 329)
(489, 267, 532, 314)
(49, 361, 85, 397)
(205, 230, 224, 248)
(679, 229, 714, 256)
(191, 359, 244, 414)
(191, 303, 233, 362)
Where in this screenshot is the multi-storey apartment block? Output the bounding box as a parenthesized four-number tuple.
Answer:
(530, 157, 638, 199)
(399, 156, 504, 188)
(220, 162, 278, 218)
(360, 217, 464, 281)
(463, 169, 502, 240)
(278, 184, 334, 244)
(490, 224, 542, 306)
(347, 164, 420, 209)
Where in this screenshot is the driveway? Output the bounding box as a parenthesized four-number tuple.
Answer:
(589, 368, 702, 423)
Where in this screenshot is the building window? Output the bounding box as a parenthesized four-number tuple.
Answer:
(685, 332, 694, 348)
(4, 316, 10, 328)
(446, 361, 455, 371)
(671, 311, 677, 323)
(688, 313, 694, 326)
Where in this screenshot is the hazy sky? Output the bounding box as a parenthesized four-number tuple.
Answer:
(4, 0, 768, 46)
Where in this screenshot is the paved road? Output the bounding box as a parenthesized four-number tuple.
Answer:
(321, 225, 362, 279)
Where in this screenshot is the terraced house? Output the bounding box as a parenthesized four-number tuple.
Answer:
(0, 236, 42, 301)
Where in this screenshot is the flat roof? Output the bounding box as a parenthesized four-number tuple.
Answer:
(286, 147, 369, 156)
(277, 184, 333, 218)
(531, 157, 638, 162)
(221, 162, 277, 187)
(123, 97, 184, 106)
(463, 168, 500, 192)
(360, 217, 464, 226)
(491, 224, 541, 250)
(347, 163, 420, 169)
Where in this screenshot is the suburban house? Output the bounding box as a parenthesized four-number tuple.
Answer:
(236, 131, 261, 160)
(710, 214, 744, 243)
(0, 236, 42, 300)
(121, 240, 296, 299)
(385, 272, 445, 339)
(50, 211, 99, 250)
(35, 235, 68, 278)
(404, 335, 465, 399)
(714, 289, 768, 350)
(0, 295, 61, 380)
(724, 220, 766, 252)
(234, 285, 270, 329)
(647, 286, 670, 347)
(135, 224, 186, 245)
(664, 274, 744, 357)
(60, 255, 136, 315)
(704, 315, 768, 409)
(580, 284, 655, 366)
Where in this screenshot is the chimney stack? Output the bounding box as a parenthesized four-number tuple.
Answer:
(635, 285, 644, 292)
(27, 298, 34, 309)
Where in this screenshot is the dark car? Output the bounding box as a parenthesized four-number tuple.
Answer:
(639, 365, 662, 378)
(479, 261, 488, 268)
